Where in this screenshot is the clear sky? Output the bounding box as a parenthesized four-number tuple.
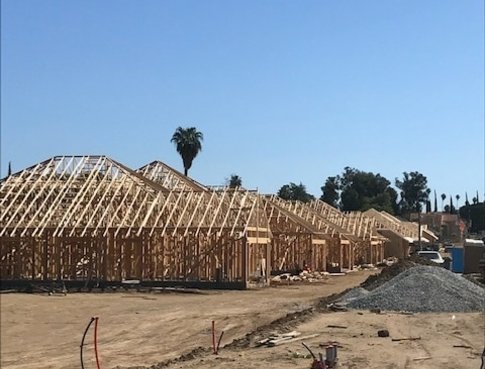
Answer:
(1, 0, 484, 202)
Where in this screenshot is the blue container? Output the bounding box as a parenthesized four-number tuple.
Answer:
(450, 247, 464, 273)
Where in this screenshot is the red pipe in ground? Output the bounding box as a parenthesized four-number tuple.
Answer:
(94, 317, 102, 369)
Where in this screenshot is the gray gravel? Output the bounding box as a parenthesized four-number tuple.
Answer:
(340, 287, 369, 302)
(347, 266, 485, 312)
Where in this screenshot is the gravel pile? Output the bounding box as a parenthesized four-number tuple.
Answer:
(340, 287, 369, 302)
(348, 265, 485, 312)
(361, 255, 434, 291)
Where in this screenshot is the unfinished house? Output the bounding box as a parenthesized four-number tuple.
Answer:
(308, 200, 386, 267)
(137, 160, 272, 284)
(357, 209, 437, 258)
(267, 197, 384, 272)
(262, 197, 331, 273)
(0, 156, 270, 289)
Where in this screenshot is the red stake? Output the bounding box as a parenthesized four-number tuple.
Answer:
(94, 317, 102, 369)
(212, 320, 216, 354)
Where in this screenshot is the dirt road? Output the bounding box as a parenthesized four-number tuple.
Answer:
(1, 271, 372, 369)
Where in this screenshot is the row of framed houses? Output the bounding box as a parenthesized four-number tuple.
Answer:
(0, 156, 436, 288)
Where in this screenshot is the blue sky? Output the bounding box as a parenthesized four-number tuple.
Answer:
(1, 0, 484, 202)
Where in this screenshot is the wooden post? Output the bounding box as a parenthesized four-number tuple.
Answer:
(323, 241, 326, 271)
(242, 239, 248, 285)
(339, 241, 343, 272)
(31, 239, 36, 280)
(43, 232, 48, 280)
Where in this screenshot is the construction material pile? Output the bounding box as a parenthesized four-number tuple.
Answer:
(360, 255, 434, 291)
(340, 287, 369, 303)
(271, 271, 329, 283)
(346, 265, 485, 313)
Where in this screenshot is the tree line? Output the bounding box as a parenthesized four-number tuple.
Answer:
(276, 168, 482, 222)
(277, 168, 427, 218)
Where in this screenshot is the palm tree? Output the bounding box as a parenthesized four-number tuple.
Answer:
(440, 193, 446, 211)
(455, 194, 460, 209)
(228, 174, 242, 188)
(170, 127, 203, 176)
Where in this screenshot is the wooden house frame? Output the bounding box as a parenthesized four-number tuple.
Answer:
(308, 201, 386, 266)
(1, 155, 392, 289)
(358, 209, 437, 258)
(270, 198, 385, 270)
(261, 196, 332, 273)
(0, 156, 270, 288)
(362, 209, 418, 239)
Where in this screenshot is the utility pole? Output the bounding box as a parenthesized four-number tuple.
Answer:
(417, 201, 422, 251)
(418, 211, 422, 251)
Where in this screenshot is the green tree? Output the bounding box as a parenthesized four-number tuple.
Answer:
(459, 202, 485, 233)
(434, 190, 438, 212)
(7, 162, 12, 177)
(277, 182, 315, 203)
(228, 174, 242, 188)
(170, 127, 203, 176)
(320, 176, 340, 208)
(441, 193, 446, 211)
(449, 194, 455, 214)
(395, 171, 431, 217)
(339, 167, 397, 213)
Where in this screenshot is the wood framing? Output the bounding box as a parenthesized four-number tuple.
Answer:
(0, 156, 270, 288)
(270, 198, 386, 269)
(1, 155, 394, 289)
(261, 196, 341, 273)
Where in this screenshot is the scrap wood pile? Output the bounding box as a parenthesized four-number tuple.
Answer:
(256, 331, 319, 347)
(340, 257, 485, 313)
(271, 270, 329, 283)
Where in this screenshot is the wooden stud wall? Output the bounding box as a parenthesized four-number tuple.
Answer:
(0, 156, 396, 287)
(0, 228, 256, 283)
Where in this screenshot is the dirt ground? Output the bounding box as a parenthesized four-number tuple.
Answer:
(1, 270, 483, 369)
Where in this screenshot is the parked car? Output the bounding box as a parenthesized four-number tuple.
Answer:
(417, 251, 445, 264)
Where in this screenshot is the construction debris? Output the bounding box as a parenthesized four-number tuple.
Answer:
(377, 329, 390, 337)
(257, 331, 320, 347)
(257, 331, 300, 346)
(271, 271, 330, 284)
(391, 337, 421, 342)
(327, 303, 348, 312)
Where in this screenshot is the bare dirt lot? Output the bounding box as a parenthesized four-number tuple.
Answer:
(1, 270, 483, 369)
